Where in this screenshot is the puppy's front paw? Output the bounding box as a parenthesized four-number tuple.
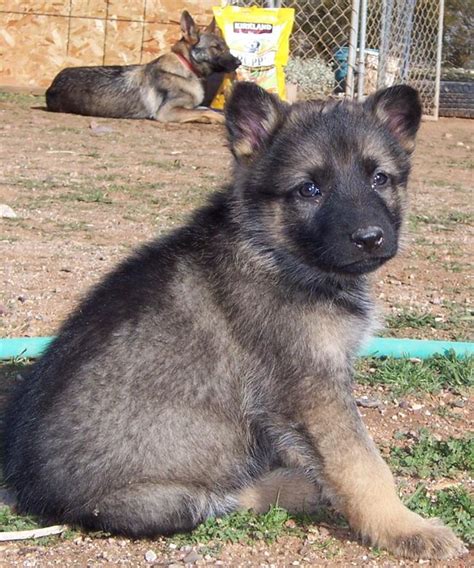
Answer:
(380, 516, 467, 559)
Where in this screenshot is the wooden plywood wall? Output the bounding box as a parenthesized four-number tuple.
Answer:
(0, 0, 217, 90)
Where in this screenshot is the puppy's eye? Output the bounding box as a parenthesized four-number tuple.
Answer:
(372, 172, 389, 188)
(298, 182, 321, 198)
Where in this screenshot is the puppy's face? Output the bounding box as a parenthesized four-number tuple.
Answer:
(225, 84, 422, 277)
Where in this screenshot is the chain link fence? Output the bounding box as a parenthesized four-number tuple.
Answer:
(232, 0, 444, 118)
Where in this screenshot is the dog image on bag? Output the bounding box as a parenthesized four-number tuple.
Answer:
(45, 11, 240, 124)
(4, 83, 467, 559)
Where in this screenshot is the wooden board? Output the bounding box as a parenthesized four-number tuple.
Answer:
(0, 0, 216, 90)
(0, 13, 68, 88)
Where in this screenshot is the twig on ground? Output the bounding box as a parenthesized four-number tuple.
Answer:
(0, 525, 67, 541)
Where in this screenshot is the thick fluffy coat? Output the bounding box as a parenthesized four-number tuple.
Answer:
(4, 83, 466, 559)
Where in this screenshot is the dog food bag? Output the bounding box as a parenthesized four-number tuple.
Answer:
(211, 5, 294, 109)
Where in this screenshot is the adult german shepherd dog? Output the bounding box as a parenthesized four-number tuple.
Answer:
(4, 83, 466, 559)
(45, 11, 240, 123)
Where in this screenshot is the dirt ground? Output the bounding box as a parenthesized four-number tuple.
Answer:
(0, 95, 472, 341)
(0, 94, 472, 567)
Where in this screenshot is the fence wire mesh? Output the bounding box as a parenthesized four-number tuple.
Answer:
(234, 0, 443, 117)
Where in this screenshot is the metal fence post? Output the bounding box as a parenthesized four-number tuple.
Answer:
(377, 0, 393, 88)
(433, 0, 445, 120)
(346, 0, 361, 98)
(357, 0, 368, 100)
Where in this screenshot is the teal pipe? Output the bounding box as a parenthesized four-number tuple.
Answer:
(360, 337, 473, 358)
(0, 336, 473, 361)
(0, 337, 54, 360)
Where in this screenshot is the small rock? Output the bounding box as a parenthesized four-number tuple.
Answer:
(183, 550, 202, 564)
(0, 204, 17, 218)
(89, 120, 115, 135)
(319, 526, 330, 538)
(456, 141, 464, 147)
(285, 519, 297, 528)
(145, 549, 157, 563)
(410, 403, 424, 412)
(168, 543, 178, 550)
(17, 294, 27, 303)
(393, 429, 409, 440)
(452, 399, 465, 408)
(443, 132, 453, 139)
(299, 543, 311, 556)
(356, 396, 382, 409)
(398, 400, 409, 410)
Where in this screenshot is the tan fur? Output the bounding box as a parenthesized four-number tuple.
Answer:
(237, 468, 322, 514)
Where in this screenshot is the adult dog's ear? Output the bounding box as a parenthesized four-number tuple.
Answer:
(180, 11, 199, 45)
(204, 17, 219, 35)
(225, 82, 288, 163)
(364, 85, 422, 153)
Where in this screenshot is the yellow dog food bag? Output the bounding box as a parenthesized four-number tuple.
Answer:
(211, 5, 295, 109)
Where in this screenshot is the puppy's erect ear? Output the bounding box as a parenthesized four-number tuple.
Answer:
(364, 85, 422, 153)
(225, 82, 287, 163)
(180, 11, 199, 45)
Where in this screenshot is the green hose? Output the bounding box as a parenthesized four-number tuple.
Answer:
(0, 336, 472, 361)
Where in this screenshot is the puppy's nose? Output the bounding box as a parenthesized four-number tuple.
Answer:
(351, 226, 384, 251)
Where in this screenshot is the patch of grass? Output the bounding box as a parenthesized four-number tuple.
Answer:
(65, 190, 112, 204)
(171, 506, 301, 549)
(443, 211, 473, 225)
(0, 92, 43, 107)
(142, 159, 183, 171)
(446, 158, 474, 170)
(171, 505, 345, 551)
(49, 126, 82, 134)
(55, 221, 93, 232)
(384, 307, 472, 341)
(442, 261, 465, 273)
(356, 352, 474, 395)
(386, 311, 439, 330)
(409, 211, 472, 232)
(405, 485, 473, 544)
(390, 430, 474, 479)
(106, 182, 164, 196)
(0, 506, 41, 532)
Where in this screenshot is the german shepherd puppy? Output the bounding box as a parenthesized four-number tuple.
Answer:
(45, 11, 240, 123)
(4, 83, 466, 559)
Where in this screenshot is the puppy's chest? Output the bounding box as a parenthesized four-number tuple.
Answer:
(290, 306, 371, 371)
